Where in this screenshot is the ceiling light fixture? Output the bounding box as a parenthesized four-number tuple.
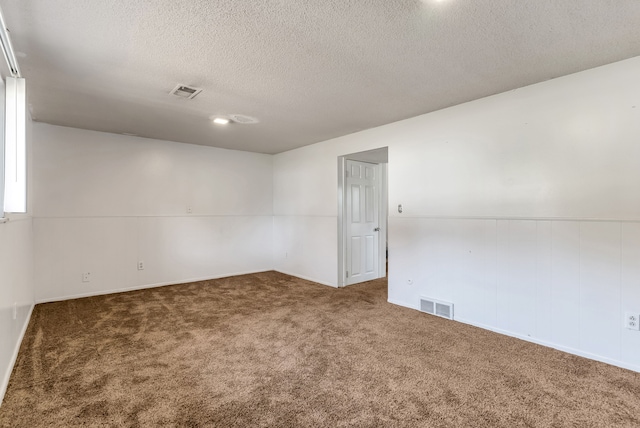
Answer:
(212, 117, 230, 125)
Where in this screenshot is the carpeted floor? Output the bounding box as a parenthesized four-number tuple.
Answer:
(1, 271, 640, 427)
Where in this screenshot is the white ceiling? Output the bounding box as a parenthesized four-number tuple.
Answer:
(1, 0, 640, 154)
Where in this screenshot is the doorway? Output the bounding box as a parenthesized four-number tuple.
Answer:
(338, 147, 388, 287)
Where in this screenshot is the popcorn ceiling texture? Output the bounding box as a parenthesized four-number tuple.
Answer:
(2, 0, 640, 153)
(1, 271, 640, 426)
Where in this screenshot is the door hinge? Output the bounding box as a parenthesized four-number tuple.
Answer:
(345, 170, 349, 178)
(346, 271, 349, 278)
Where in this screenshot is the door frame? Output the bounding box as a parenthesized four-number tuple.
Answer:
(337, 149, 388, 287)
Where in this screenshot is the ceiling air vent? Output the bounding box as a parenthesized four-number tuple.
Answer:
(228, 114, 260, 124)
(170, 84, 203, 99)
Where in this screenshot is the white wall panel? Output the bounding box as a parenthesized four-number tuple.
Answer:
(0, 219, 34, 402)
(272, 216, 337, 287)
(387, 217, 419, 306)
(495, 220, 510, 331)
(422, 219, 457, 303)
(0, 229, 10, 398)
(481, 220, 498, 327)
(34, 217, 138, 301)
(550, 222, 581, 349)
(34, 216, 273, 302)
(579, 222, 621, 360)
(504, 220, 538, 337)
(389, 217, 451, 308)
(137, 216, 273, 287)
(388, 218, 489, 308)
(450, 220, 489, 323)
(621, 223, 640, 364)
(4, 220, 34, 336)
(535, 221, 553, 342)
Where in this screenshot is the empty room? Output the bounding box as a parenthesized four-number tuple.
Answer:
(1, 0, 640, 426)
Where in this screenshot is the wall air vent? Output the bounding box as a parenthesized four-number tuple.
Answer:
(170, 84, 203, 99)
(419, 297, 454, 320)
(228, 114, 260, 124)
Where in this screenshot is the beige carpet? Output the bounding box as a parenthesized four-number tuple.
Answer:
(1, 271, 639, 427)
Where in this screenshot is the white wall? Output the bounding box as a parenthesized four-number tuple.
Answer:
(0, 116, 35, 402)
(33, 124, 273, 302)
(272, 56, 640, 371)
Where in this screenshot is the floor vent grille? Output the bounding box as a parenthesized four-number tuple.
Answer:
(420, 297, 454, 320)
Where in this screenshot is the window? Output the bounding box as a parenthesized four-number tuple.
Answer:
(2, 76, 26, 216)
(1, 3, 26, 219)
(0, 78, 5, 219)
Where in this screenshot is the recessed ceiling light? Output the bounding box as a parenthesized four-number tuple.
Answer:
(212, 117, 230, 125)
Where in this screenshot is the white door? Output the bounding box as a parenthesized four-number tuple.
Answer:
(345, 160, 380, 285)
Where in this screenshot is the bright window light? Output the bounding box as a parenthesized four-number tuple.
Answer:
(4, 76, 26, 213)
(0, 79, 4, 219)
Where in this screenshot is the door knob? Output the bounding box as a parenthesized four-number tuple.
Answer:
(374, 227, 380, 232)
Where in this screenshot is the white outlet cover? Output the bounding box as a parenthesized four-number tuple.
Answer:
(625, 312, 640, 330)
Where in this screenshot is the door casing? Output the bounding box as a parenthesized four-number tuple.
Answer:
(337, 149, 388, 287)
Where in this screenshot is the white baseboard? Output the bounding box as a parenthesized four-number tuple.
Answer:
(37, 270, 337, 305)
(387, 298, 640, 374)
(273, 269, 337, 288)
(387, 297, 419, 310)
(36, 269, 272, 304)
(0, 303, 35, 406)
(455, 317, 640, 373)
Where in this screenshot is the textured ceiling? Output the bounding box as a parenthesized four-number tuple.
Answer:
(1, 0, 640, 154)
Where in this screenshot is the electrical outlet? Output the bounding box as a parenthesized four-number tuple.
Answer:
(82, 272, 91, 282)
(407, 279, 413, 285)
(138, 261, 145, 270)
(624, 312, 640, 330)
(187, 206, 193, 214)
